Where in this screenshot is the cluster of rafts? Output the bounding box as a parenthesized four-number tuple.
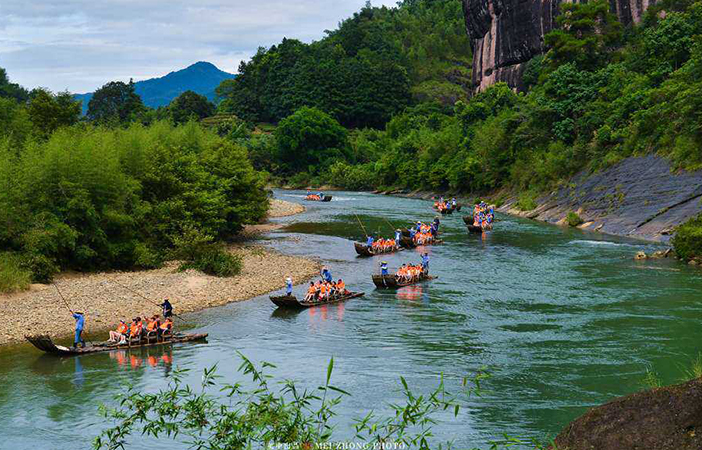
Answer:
(271, 196, 494, 310)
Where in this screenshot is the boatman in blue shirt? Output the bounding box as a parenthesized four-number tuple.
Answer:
(72, 311, 85, 348)
(395, 229, 402, 245)
(380, 261, 389, 276)
(366, 235, 374, 247)
(421, 253, 430, 272)
(321, 266, 333, 283)
(285, 276, 293, 296)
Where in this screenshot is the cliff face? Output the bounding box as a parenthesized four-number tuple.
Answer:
(463, 0, 654, 92)
(499, 155, 702, 242)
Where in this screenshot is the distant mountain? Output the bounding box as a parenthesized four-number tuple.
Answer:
(75, 61, 236, 114)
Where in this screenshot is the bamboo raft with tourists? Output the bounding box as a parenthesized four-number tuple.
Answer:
(373, 256, 434, 289)
(463, 201, 495, 233)
(270, 292, 365, 309)
(305, 191, 332, 202)
(25, 332, 208, 356)
(271, 267, 363, 309)
(354, 241, 403, 256)
(433, 197, 461, 215)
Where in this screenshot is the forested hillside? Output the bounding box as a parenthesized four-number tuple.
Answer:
(235, 0, 701, 197)
(0, 70, 267, 292)
(216, 0, 472, 128)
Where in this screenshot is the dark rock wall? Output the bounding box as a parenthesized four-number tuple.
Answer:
(499, 155, 702, 242)
(553, 377, 702, 450)
(463, 0, 655, 92)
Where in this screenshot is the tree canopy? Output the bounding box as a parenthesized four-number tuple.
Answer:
(87, 80, 146, 124)
(168, 90, 215, 124)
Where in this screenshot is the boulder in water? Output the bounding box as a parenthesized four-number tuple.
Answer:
(553, 377, 702, 450)
(634, 251, 647, 260)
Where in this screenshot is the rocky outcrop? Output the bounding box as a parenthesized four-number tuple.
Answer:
(499, 155, 702, 242)
(553, 377, 702, 450)
(463, 0, 655, 92)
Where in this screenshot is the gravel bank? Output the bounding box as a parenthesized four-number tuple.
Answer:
(0, 199, 317, 347)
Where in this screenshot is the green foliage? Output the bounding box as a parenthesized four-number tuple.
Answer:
(0, 253, 32, 293)
(275, 107, 350, 172)
(642, 368, 663, 388)
(672, 214, 702, 261)
(94, 354, 503, 450)
(171, 226, 242, 277)
(87, 80, 146, 124)
(566, 211, 584, 227)
(0, 68, 29, 102)
(168, 90, 215, 125)
(516, 192, 538, 211)
(0, 121, 267, 282)
(544, 0, 623, 71)
(27, 88, 82, 139)
(216, 0, 470, 128)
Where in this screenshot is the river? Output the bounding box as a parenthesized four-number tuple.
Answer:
(1, 190, 700, 449)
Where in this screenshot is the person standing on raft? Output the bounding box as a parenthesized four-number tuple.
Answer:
(285, 276, 293, 296)
(161, 298, 173, 318)
(321, 266, 333, 283)
(72, 311, 86, 348)
(380, 261, 389, 276)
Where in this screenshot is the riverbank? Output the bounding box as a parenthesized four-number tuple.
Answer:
(0, 199, 318, 347)
(375, 155, 702, 244)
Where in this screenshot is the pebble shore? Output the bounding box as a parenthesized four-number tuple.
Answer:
(0, 199, 318, 347)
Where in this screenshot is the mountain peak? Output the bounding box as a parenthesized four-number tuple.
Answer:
(75, 61, 236, 113)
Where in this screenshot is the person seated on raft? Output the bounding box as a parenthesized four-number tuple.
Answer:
(305, 282, 317, 301)
(336, 279, 347, 295)
(158, 317, 173, 340)
(109, 320, 129, 343)
(145, 314, 160, 338)
(129, 317, 143, 342)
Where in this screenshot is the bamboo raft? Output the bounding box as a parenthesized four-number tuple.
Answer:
(270, 292, 364, 309)
(462, 216, 491, 233)
(25, 333, 208, 356)
(400, 236, 443, 248)
(354, 242, 403, 257)
(372, 273, 436, 289)
(305, 195, 333, 202)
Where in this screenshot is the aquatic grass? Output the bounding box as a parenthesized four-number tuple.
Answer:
(681, 352, 702, 381)
(0, 253, 32, 293)
(642, 368, 662, 389)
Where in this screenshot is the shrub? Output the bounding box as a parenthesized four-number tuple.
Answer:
(516, 192, 538, 211)
(672, 214, 702, 261)
(180, 247, 242, 277)
(172, 226, 242, 277)
(0, 254, 32, 293)
(566, 211, 584, 227)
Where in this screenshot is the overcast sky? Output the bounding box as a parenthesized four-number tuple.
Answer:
(0, 0, 398, 93)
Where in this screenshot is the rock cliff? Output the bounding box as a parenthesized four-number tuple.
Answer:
(462, 0, 655, 92)
(499, 155, 702, 242)
(552, 376, 702, 450)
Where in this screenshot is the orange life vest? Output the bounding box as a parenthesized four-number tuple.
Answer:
(117, 323, 128, 334)
(160, 320, 172, 331)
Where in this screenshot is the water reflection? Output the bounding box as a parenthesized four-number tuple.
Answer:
(108, 347, 174, 375)
(396, 285, 425, 302)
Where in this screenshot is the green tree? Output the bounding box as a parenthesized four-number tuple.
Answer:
(27, 88, 82, 139)
(168, 90, 215, 124)
(275, 107, 350, 171)
(87, 80, 146, 124)
(544, 0, 623, 71)
(0, 68, 29, 103)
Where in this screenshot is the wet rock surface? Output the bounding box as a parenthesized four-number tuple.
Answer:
(462, 0, 655, 91)
(500, 155, 702, 242)
(553, 377, 702, 450)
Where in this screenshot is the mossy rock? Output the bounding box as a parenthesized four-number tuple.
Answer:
(553, 377, 702, 450)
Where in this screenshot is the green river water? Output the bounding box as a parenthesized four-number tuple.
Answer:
(0, 190, 700, 449)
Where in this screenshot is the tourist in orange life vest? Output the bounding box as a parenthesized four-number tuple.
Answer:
(304, 282, 316, 301)
(130, 317, 143, 340)
(158, 317, 173, 339)
(109, 320, 129, 343)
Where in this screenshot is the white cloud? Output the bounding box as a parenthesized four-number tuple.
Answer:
(0, 0, 398, 93)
